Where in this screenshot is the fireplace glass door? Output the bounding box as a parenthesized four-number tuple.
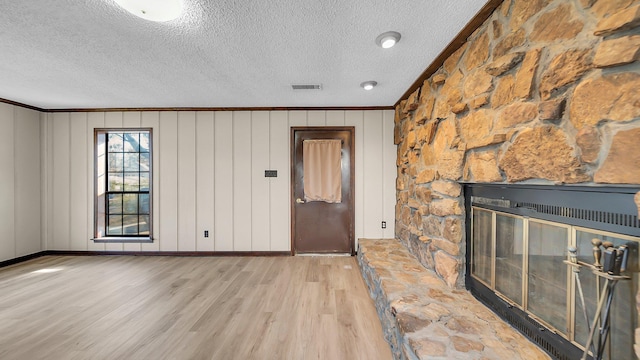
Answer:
(527, 220, 569, 332)
(471, 206, 639, 359)
(471, 209, 492, 285)
(495, 214, 524, 306)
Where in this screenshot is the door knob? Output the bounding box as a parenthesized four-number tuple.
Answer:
(296, 198, 305, 204)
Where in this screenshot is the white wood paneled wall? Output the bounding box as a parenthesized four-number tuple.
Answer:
(41, 110, 396, 252)
(0, 103, 42, 262)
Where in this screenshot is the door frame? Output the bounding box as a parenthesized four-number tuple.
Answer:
(290, 126, 355, 255)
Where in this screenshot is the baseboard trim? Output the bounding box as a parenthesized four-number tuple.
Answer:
(45, 250, 291, 257)
(0, 251, 48, 268)
(0, 250, 292, 268)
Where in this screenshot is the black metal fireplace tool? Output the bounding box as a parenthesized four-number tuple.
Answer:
(565, 239, 632, 360)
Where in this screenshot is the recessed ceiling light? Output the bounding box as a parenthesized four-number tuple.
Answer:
(375, 31, 401, 49)
(112, 0, 184, 22)
(360, 81, 378, 91)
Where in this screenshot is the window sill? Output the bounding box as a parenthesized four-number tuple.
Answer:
(92, 237, 154, 243)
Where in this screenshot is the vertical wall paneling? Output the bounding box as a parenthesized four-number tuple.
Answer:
(363, 111, 384, 239)
(103, 112, 125, 250)
(140, 112, 160, 251)
(214, 112, 233, 251)
(269, 111, 290, 251)
(104, 112, 123, 127)
(382, 110, 397, 238)
(33, 109, 393, 255)
(232, 111, 252, 251)
(345, 111, 364, 245)
(0, 104, 15, 261)
(158, 112, 178, 251)
(13, 107, 41, 257)
(41, 113, 50, 251)
(0, 106, 43, 259)
(326, 111, 345, 126)
(251, 111, 271, 251)
(69, 113, 88, 250)
(288, 111, 308, 127)
(177, 111, 197, 251)
(51, 113, 71, 250)
(307, 110, 326, 126)
(122, 111, 141, 128)
(121, 112, 142, 251)
(86, 112, 106, 250)
(195, 111, 215, 251)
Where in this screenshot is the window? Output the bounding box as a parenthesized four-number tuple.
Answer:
(94, 129, 152, 241)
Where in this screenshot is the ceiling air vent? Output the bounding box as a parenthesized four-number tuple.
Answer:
(291, 84, 322, 90)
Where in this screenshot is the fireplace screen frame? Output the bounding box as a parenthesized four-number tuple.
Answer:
(471, 208, 571, 333)
(471, 206, 639, 354)
(464, 184, 640, 360)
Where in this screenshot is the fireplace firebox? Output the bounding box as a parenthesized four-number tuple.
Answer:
(464, 184, 640, 360)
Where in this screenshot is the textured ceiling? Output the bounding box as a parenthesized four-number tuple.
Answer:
(0, 0, 488, 109)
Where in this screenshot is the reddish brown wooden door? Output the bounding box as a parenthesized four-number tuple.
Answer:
(291, 127, 354, 254)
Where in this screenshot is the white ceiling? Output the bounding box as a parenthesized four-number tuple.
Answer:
(0, 0, 488, 109)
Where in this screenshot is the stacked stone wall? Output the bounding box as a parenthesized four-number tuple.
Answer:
(394, 0, 640, 288)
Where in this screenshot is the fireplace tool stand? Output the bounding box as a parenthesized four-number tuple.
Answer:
(567, 240, 631, 360)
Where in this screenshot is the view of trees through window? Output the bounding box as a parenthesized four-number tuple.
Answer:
(105, 131, 150, 236)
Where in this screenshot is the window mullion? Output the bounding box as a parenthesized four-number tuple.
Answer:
(105, 134, 110, 225)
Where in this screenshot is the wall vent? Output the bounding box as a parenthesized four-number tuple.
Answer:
(472, 196, 640, 232)
(291, 84, 322, 90)
(515, 202, 640, 230)
(467, 185, 640, 237)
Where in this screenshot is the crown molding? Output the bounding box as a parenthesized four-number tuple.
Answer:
(0, 97, 46, 112)
(0, 98, 394, 113)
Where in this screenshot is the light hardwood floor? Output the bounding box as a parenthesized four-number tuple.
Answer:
(0, 255, 392, 360)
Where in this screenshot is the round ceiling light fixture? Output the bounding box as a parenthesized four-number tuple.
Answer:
(360, 81, 378, 91)
(112, 0, 184, 22)
(375, 31, 401, 49)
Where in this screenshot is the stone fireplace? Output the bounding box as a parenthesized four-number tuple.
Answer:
(393, 0, 640, 358)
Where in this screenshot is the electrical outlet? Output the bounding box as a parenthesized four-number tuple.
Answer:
(204, 230, 209, 238)
(381, 221, 386, 229)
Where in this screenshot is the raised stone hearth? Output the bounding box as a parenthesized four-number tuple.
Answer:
(357, 238, 549, 360)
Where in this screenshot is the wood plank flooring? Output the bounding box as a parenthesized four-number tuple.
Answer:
(0, 255, 392, 360)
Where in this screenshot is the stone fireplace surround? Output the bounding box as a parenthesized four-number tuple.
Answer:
(390, 0, 640, 358)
